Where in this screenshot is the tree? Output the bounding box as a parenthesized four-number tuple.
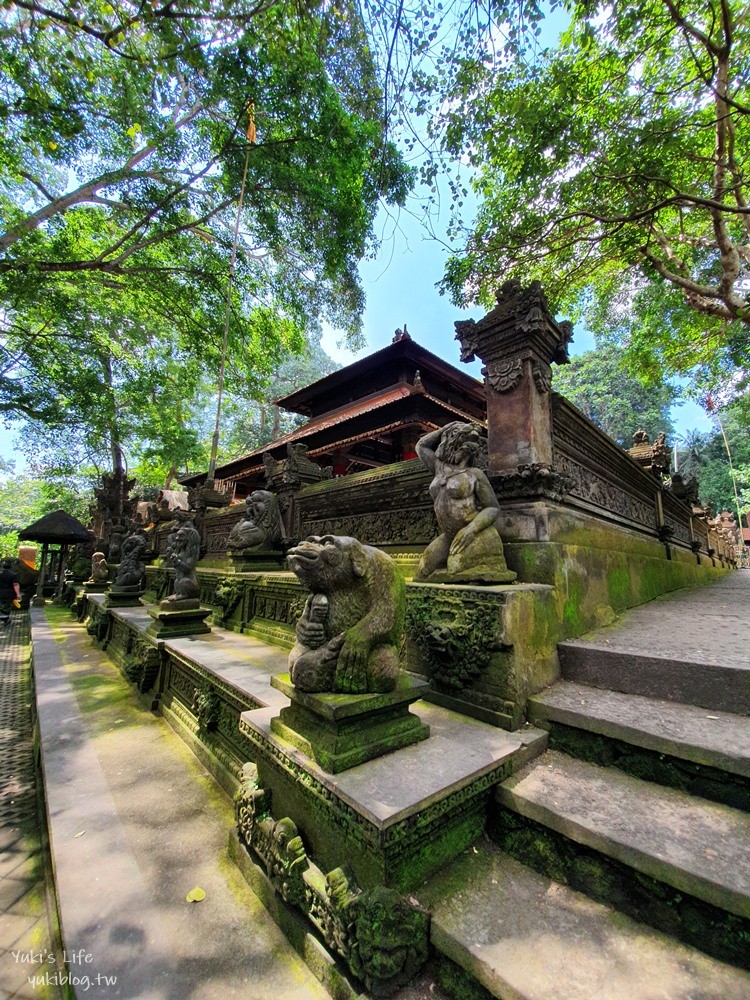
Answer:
(1, 0, 412, 428)
(551, 344, 677, 446)
(439, 0, 750, 386)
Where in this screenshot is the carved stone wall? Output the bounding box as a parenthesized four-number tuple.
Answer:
(551, 394, 711, 552)
(297, 460, 437, 546)
(234, 766, 429, 998)
(160, 649, 261, 786)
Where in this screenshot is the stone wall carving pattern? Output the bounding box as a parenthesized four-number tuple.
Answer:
(234, 767, 429, 996)
(302, 509, 437, 546)
(238, 717, 511, 864)
(555, 453, 658, 529)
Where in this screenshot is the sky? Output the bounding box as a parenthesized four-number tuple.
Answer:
(321, 198, 714, 439)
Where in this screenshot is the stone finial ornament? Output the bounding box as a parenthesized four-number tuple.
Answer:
(415, 422, 516, 584)
(286, 535, 405, 694)
(227, 490, 283, 551)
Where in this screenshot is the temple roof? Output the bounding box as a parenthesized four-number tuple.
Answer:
(19, 509, 94, 544)
(275, 337, 484, 417)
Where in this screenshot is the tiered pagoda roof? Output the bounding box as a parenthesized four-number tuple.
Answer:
(182, 334, 486, 496)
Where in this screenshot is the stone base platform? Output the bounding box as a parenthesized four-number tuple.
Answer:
(269, 672, 430, 773)
(146, 603, 212, 638)
(105, 585, 146, 608)
(240, 701, 546, 893)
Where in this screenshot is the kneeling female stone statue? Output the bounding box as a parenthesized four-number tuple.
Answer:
(416, 422, 516, 584)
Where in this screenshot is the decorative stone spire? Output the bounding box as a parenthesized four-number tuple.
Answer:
(454, 280, 573, 474)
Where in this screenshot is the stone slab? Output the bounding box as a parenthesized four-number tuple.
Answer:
(558, 644, 750, 713)
(529, 680, 750, 778)
(496, 750, 750, 919)
(164, 628, 290, 711)
(242, 704, 547, 830)
(419, 838, 750, 1000)
(561, 570, 750, 667)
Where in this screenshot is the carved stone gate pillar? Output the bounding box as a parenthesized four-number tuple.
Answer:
(454, 280, 573, 474)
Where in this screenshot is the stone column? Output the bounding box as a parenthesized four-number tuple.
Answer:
(454, 280, 573, 475)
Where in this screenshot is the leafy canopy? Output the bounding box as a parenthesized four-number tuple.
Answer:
(0, 0, 412, 439)
(438, 0, 750, 387)
(551, 343, 677, 447)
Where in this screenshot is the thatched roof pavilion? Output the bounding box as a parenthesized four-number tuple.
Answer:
(19, 510, 94, 603)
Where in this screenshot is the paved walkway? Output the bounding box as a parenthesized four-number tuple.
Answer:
(565, 568, 750, 666)
(0, 611, 60, 1000)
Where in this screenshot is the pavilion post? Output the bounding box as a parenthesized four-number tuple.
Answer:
(55, 544, 69, 599)
(33, 542, 49, 606)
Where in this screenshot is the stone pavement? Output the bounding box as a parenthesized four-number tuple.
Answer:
(0, 611, 60, 1000)
(561, 568, 750, 666)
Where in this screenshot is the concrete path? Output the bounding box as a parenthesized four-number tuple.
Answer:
(0, 611, 61, 1000)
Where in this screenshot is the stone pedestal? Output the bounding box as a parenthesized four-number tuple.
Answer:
(229, 549, 286, 573)
(84, 582, 109, 593)
(146, 602, 212, 639)
(105, 585, 146, 608)
(269, 673, 430, 774)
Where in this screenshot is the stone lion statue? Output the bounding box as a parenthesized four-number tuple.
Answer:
(161, 520, 201, 608)
(112, 530, 147, 589)
(227, 490, 283, 551)
(415, 421, 516, 584)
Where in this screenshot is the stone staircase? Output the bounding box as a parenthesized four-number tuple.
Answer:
(419, 574, 750, 999)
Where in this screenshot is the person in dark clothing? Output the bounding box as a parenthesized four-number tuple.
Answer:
(0, 558, 21, 627)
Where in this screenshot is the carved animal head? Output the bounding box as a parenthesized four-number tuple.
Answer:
(287, 535, 370, 591)
(436, 422, 484, 466)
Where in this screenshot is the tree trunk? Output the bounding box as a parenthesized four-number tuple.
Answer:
(164, 465, 177, 490)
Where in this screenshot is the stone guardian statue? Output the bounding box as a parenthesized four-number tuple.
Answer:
(227, 490, 283, 551)
(415, 422, 516, 584)
(161, 520, 202, 608)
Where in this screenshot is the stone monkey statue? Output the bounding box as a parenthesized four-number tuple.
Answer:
(162, 520, 201, 607)
(87, 551, 109, 584)
(287, 535, 405, 694)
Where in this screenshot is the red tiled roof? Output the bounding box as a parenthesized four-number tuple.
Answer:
(221, 385, 474, 468)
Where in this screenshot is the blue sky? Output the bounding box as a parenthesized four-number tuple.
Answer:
(321, 198, 714, 439)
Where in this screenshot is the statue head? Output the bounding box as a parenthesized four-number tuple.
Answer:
(435, 422, 484, 467)
(287, 535, 370, 591)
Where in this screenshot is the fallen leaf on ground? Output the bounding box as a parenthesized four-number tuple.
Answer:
(186, 887, 206, 903)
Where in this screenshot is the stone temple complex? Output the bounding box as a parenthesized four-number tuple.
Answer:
(15, 281, 750, 999)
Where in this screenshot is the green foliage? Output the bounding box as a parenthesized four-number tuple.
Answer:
(438, 0, 750, 392)
(674, 401, 750, 514)
(551, 345, 676, 446)
(0, 461, 92, 536)
(0, 0, 412, 464)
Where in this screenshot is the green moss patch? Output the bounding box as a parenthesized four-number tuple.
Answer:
(490, 807, 750, 968)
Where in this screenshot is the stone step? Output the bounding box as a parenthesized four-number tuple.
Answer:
(528, 680, 750, 779)
(418, 838, 750, 1000)
(558, 640, 750, 713)
(495, 750, 750, 921)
